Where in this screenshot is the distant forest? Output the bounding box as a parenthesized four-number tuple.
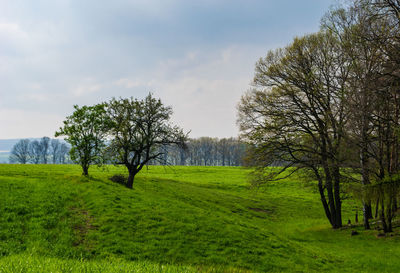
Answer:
(152, 137, 246, 166)
(8, 136, 247, 166)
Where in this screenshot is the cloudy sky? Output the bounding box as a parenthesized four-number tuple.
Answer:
(0, 0, 333, 139)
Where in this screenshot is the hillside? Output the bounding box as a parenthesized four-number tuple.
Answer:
(0, 165, 399, 272)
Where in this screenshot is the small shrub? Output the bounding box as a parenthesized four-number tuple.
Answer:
(109, 174, 127, 185)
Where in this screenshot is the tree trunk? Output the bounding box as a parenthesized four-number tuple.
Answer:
(126, 169, 136, 189)
(333, 167, 342, 228)
(388, 204, 393, 233)
(324, 167, 338, 228)
(180, 150, 186, 166)
(318, 179, 332, 226)
(380, 196, 389, 233)
(334, 192, 342, 228)
(375, 198, 379, 219)
(360, 159, 371, 229)
(360, 90, 372, 228)
(82, 164, 89, 176)
(363, 203, 370, 229)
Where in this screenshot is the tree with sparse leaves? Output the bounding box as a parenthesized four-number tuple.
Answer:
(9, 139, 30, 164)
(238, 31, 350, 229)
(29, 140, 41, 164)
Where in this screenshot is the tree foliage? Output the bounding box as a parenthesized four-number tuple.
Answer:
(55, 104, 108, 175)
(105, 94, 187, 188)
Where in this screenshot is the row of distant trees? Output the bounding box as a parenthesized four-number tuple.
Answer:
(9, 137, 71, 164)
(9, 136, 247, 167)
(154, 137, 246, 166)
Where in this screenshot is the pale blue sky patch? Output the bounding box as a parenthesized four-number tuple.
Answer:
(0, 0, 333, 138)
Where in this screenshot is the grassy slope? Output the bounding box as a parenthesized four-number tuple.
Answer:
(0, 165, 399, 272)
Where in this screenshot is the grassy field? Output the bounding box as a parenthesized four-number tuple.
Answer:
(0, 164, 399, 272)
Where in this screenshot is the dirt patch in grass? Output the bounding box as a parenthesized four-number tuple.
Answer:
(70, 206, 96, 248)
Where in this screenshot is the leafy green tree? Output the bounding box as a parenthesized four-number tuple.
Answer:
(55, 104, 108, 176)
(106, 94, 187, 188)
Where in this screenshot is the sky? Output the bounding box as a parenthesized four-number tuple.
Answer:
(0, 0, 334, 139)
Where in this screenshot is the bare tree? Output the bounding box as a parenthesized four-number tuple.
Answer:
(59, 143, 70, 164)
(9, 139, 30, 164)
(238, 31, 350, 229)
(39, 137, 50, 164)
(50, 139, 61, 164)
(322, 1, 387, 229)
(322, 0, 400, 232)
(29, 140, 42, 164)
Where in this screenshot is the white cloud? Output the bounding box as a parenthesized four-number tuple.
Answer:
(0, 0, 332, 139)
(0, 108, 64, 138)
(19, 92, 48, 102)
(139, 45, 265, 138)
(124, 0, 181, 19)
(115, 78, 145, 89)
(0, 22, 28, 42)
(70, 79, 103, 97)
(27, 83, 43, 90)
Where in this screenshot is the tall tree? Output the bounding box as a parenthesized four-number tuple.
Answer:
(238, 31, 350, 229)
(29, 140, 42, 164)
(9, 139, 30, 164)
(50, 139, 61, 164)
(322, 1, 387, 229)
(39, 137, 50, 164)
(106, 94, 187, 188)
(59, 143, 70, 164)
(55, 104, 109, 175)
(322, 0, 400, 232)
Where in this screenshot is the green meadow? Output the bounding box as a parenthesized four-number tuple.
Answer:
(0, 164, 399, 272)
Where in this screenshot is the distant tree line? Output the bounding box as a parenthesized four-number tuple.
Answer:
(152, 137, 247, 166)
(238, 0, 400, 233)
(9, 135, 247, 168)
(9, 137, 71, 164)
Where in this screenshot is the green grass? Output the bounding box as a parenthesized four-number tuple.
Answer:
(0, 164, 399, 272)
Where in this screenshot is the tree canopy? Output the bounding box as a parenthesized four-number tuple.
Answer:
(106, 94, 187, 188)
(55, 104, 109, 176)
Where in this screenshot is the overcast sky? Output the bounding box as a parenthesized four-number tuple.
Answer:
(0, 0, 333, 139)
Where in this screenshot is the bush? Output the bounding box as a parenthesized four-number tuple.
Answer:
(109, 174, 127, 185)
